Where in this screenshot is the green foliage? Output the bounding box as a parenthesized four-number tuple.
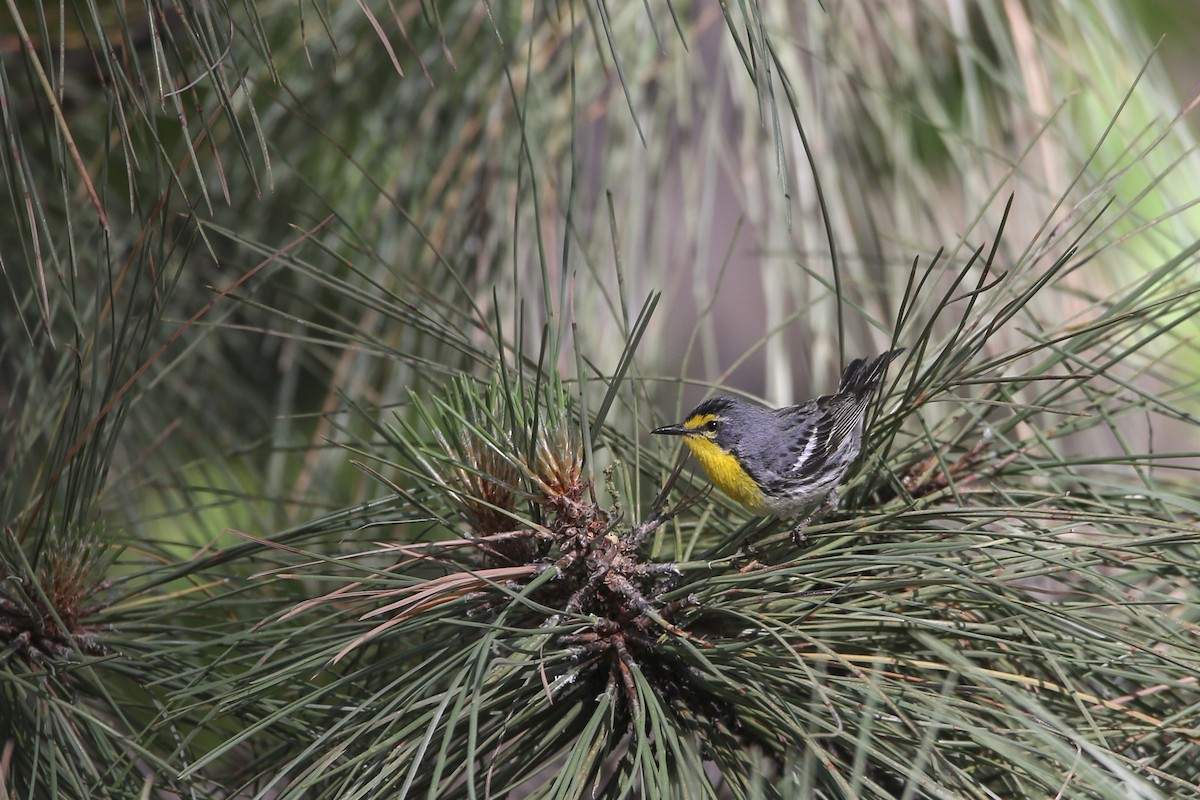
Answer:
(3, 1, 1200, 798)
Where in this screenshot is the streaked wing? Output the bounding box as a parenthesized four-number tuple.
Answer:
(774, 396, 863, 480)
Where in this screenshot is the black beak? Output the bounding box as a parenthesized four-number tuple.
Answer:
(651, 423, 688, 436)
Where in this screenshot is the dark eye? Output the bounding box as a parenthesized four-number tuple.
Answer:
(705, 420, 719, 432)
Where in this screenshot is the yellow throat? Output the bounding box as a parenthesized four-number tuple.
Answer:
(681, 435, 766, 512)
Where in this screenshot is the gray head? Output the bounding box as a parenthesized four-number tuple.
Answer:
(650, 395, 770, 452)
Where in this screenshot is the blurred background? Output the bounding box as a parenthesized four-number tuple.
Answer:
(1, 0, 1198, 545)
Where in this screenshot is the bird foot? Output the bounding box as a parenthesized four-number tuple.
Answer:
(790, 517, 812, 545)
(790, 491, 839, 545)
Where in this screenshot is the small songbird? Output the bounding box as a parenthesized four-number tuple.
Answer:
(652, 349, 903, 540)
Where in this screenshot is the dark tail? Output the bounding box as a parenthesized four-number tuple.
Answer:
(838, 348, 904, 395)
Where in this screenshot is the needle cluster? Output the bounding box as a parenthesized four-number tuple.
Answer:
(0, 527, 113, 664)
(322, 376, 703, 715)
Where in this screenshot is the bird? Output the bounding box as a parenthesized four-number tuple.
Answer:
(651, 348, 903, 541)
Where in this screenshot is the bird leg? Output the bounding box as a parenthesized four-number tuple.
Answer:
(791, 489, 840, 544)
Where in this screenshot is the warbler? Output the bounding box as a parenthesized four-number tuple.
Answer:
(652, 348, 903, 539)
